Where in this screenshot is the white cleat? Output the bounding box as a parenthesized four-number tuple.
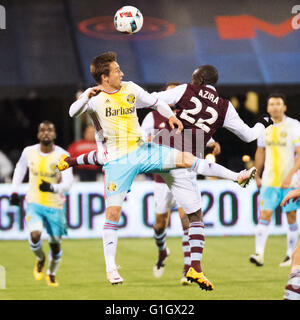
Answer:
(249, 253, 264, 266)
(279, 256, 292, 267)
(180, 276, 191, 286)
(107, 269, 123, 285)
(237, 167, 257, 188)
(153, 248, 170, 278)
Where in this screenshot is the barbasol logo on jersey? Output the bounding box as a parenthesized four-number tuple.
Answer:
(106, 106, 135, 117)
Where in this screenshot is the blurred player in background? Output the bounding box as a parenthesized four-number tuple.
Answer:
(9, 121, 73, 287)
(250, 93, 300, 267)
(67, 124, 100, 181)
(57, 52, 270, 289)
(141, 82, 221, 285)
(281, 183, 300, 300)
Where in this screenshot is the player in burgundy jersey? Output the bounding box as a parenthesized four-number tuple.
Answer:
(141, 82, 221, 285)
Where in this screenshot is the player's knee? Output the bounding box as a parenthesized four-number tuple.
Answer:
(176, 152, 194, 168)
(187, 209, 203, 223)
(30, 231, 42, 244)
(106, 206, 121, 222)
(50, 243, 61, 256)
(154, 214, 168, 232)
(260, 210, 272, 222)
(286, 211, 296, 224)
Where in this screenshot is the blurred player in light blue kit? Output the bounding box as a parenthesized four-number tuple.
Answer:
(250, 93, 300, 267)
(10, 121, 73, 287)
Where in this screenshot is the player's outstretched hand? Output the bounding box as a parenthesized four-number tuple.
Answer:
(257, 113, 273, 128)
(88, 85, 102, 98)
(281, 188, 300, 207)
(39, 180, 54, 193)
(9, 193, 21, 206)
(169, 115, 183, 133)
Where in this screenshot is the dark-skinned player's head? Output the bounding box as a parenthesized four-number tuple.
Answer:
(192, 65, 218, 86)
(37, 121, 56, 146)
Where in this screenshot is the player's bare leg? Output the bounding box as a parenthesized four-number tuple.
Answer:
(104, 206, 123, 285)
(185, 209, 214, 291)
(178, 207, 191, 285)
(153, 212, 170, 278)
(29, 231, 46, 281)
(284, 240, 300, 300)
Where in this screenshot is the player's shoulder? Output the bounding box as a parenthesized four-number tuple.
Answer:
(54, 145, 70, 156)
(123, 81, 144, 93)
(23, 144, 39, 153)
(285, 116, 300, 126)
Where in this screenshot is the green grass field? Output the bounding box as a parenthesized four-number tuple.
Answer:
(0, 236, 290, 300)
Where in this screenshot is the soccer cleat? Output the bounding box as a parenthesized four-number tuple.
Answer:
(283, 271, 300, 300)
(33, 258, 45, 281)
(279, 256, 292, 267)
(153, 248, 170, 278)
(186, 267, 214, 291)
(107, 269, 123, 285)
(249, 253, 264, 266)
(57, 154, 70, 171)
(237, 167, 257, 188)
(180, 276, 191, 286)
(46, 274, 59, 287)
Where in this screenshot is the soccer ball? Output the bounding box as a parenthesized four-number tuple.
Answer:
(114, 6, 143, 34)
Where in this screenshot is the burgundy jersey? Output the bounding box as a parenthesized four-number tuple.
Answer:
(176, 84, 229, 151)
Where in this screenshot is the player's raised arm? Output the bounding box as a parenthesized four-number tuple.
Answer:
(69, 86, 102, 118)
(133, 82, 183, 132)
(223, 102, 273, 142)
(151, 84, 187, 106)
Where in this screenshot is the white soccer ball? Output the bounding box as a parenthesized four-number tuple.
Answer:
(114, 6, 143, 34)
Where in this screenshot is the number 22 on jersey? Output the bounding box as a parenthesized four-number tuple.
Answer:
(180, 97, 218, 133)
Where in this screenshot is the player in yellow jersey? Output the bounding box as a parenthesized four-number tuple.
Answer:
(9, 121, 73, 287)
(250, 93, 300, 267)
(58, 51, 261, 287)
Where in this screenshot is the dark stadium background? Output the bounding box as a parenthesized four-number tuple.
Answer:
(0, 0, 299, 172)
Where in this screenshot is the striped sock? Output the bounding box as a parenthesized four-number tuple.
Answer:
(284, 269, 300, 300)
(154, 229, 167, 252)
(103, 219, 119, 272)
(47, 250, 62, 276)
(287, 222, 298, 257)
(66, 150, 100, 167)
(189, 221, 205, 273)
(182, 229, 190, 274)
(28, 238, 44, 261)
(255, 219, 270, 256)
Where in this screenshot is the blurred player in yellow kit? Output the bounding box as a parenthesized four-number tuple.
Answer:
(10, 121, 73, 287)
(250, 93, 300, 267)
